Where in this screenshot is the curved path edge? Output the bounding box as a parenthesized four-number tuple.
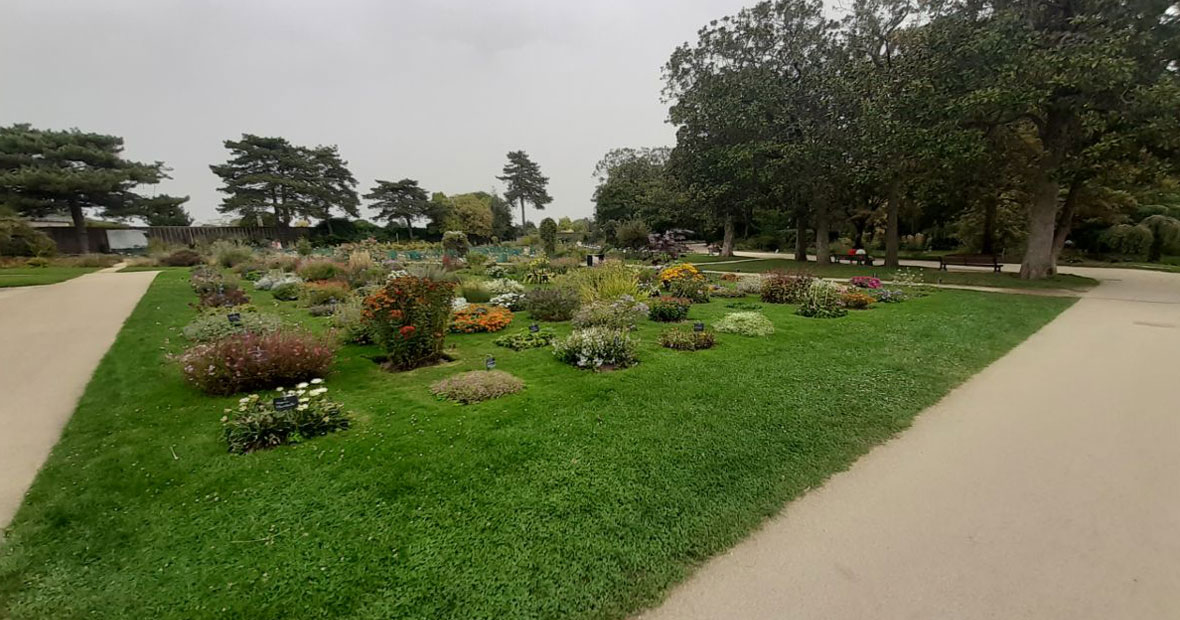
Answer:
(0, 267, 158, 534)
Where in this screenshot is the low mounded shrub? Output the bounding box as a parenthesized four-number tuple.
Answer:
(553, 327, 638, 370)
(308, 304, 336, 317)
(849, 276, 882, 289)
(363, 275, 455, 370)
(761, 272, 814, 304)
(0, 217, 56, 257)
(270, 281, 302, 301)
(715, 312, 775, 337)
(840, 291, 875, 309)
(490, 292, 525, 310)
(196, 288, 250, 310)
(177, 329, 337, 395)
(330, 298, 372, 344)
(430, 370, 524, 404)
(460, 281, 493, 303)
(523, 287, 581, 322)
(182, 310, 282, 342)
(571, 295, 649, 330)
(493, 327, 557, 350)
(450, 304, 514, 333)
(302, 281, 351, 306)
(266, 254, 301, 272)
(735, 274, 766, 295)
(297, 259, 343, 282)
(659, 327, 716, 351)
(796, 280, 847, 318)
(161, 249, 203, 267)
(255, 270, 302, 291)
(648, 296, 691, 322)
(874, 289, 906, 303)
(211, 241, 254, 268)
(666, 277, 710, 303)
(709, 284, 745, 298)
(486, 278, 525, 295)
(221, 381, 349, 454)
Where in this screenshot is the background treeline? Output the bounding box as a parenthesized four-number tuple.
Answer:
(593, 0, 1180, 277)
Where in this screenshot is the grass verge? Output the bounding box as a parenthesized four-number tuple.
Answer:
(0, 270, 1075, 619)
(0, 267, 97, 287)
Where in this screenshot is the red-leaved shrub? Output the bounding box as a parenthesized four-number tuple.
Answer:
(177, 329, 337, 395)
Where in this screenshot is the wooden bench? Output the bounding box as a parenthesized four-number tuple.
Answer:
(831, 254, 874, 266)
(939, 254, 1001, 272)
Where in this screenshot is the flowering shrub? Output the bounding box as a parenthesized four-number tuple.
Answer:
(302, 281, 351, 306)
(735, 274, 766, 295)
(487, 265, 510, 279)
(270, 281, 302, 301)
(177, 329, 337, 395)
(221, 380, 349, 454)
(648, 296, 691, 322)
(840, 291, 875, 309)
(255, 270, 302, 291)
(658, 263, 704, 286)
(430, 370, 523, 404)
(659, 327, 716, 351)
(182, 311, 282, 342)
(849, 276, 882, 289)
(190, 267, 239, 296)
(571, 295, 649, 330)
(874, 289, 907, 303)
(796, 280, 847, 318)
(490, 292, 525, 310)
(523, 287, 581, 321)
(494, 327, 557, 350)
(450, 304, 514, 333)
(486, 278, 525, 295)
(362, 276, 455, 370)
(667, 277, 710, 302)
(553, 327, 639, 370)
(715, 312, 775, 336)
(761, 272, 814, 304)
(296, 259, 343, 282)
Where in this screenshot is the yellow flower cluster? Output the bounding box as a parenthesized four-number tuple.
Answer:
(658, 263, 704, 285)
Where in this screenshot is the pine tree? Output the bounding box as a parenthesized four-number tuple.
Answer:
(497, 150, 552, 234)
(365, 179, 429, 239)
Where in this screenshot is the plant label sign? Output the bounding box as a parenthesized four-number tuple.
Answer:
(694, 322, 705, 332)
(227, 312, 242, 324)
(485, 357, 496, 370)
(529, 324, 540, 333)
(273, 395, 299, 411)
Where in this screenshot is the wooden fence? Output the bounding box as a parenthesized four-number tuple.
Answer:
(35, 226, 312, 254)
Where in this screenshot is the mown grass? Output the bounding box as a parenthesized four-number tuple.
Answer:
(0, 270, 1074, 619)
(684, 255, 1098, 290)
(0, 267, 97, 287)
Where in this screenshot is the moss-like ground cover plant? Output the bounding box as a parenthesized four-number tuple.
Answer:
(0, 269, 1074, 619)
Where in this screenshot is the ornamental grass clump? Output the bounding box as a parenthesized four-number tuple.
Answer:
(556, 260, 641, 303)
(221, 380, 349, 454)
(493, 327, 557, 351)
(659, 327, 716, 351)
(430, 370, 524, 404)
(648, 296, 691, 322)
(796, 280, 848, 318)
(450, 304, 514, 333)
(523, 287, 581, 321)
(760, 271, 814, 303)
(177, 329, 337, 395)
(571, 295, 649, 330)
(362, 275, 455, 370)
(182, 311, 283, 343)
(296, 259, 343, 282)
(715, 312, 775, 337)
(553, 327, 638, 370)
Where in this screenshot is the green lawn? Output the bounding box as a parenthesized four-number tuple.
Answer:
(0, 270, 1075, 619)
(0, 267, 97, 287)
(684, 255, 1098, 290)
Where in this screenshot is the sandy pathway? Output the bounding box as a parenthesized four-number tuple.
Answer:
(0, 267, 157, 532)
(640, 267, 1180, 619)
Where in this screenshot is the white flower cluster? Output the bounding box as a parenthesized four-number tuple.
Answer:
(452, 297, 469, 311)
(552, 326, 638, 369)
(486, 278, 525, 295)
(254, 270, 302, 291)
(490, 292, 525, 310)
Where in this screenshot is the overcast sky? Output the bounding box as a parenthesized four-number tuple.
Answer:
(0, 0, 771, 225)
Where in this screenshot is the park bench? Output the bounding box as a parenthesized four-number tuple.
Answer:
(939, 254, 1002, 272)
(831, 254, 874, 266)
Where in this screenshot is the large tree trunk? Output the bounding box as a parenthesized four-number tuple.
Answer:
(519, 199, 527, 235)
(1020, 176, 1059, 279)
(405, 217, 414, 240)
(720, 212, 735, 257)
(884, 183, 900, 267)
(1051, 180, 1081, 268)
(794, 214, 807, 262)
(815, 206, 830, 265)
(70, 202, 87, 254)
(981, 194, 997, 255)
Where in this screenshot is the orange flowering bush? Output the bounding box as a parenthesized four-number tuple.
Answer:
(450, 304, 513, 333)
(658, 263, 704, 286)
(362, 276, 455, 370)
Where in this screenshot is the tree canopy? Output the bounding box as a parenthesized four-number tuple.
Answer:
(365, 178, 429, 239)
(497, 150, 551, 234)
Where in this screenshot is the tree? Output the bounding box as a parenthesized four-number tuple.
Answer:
(365, 179, 429, 239)
(428, 192, 495, 241)
(592, 147, 690, 233)
(539, 217, 558, 254)
(0, 124, 181, 250)
(210, 134, 359, 227)
(489, 193, 514, 240)
(497, 150, 552, 233)
(132, 195, 193, 226)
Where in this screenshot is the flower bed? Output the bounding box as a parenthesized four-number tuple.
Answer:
(450, 304, 514, 333)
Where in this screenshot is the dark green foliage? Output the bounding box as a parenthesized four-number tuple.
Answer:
(522, 287, 581, 321)
(0, 217, 56, 257)
(659, 327, 716, 351)
(270, 281, 302, 301)
(493, 327, 557, 350)
(365, 179, 429, 239)
(222, 389, 349, 454)
(539, 217, 558, 254)
(648, 296, 692, 322)
(497, 150, 552, 232)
